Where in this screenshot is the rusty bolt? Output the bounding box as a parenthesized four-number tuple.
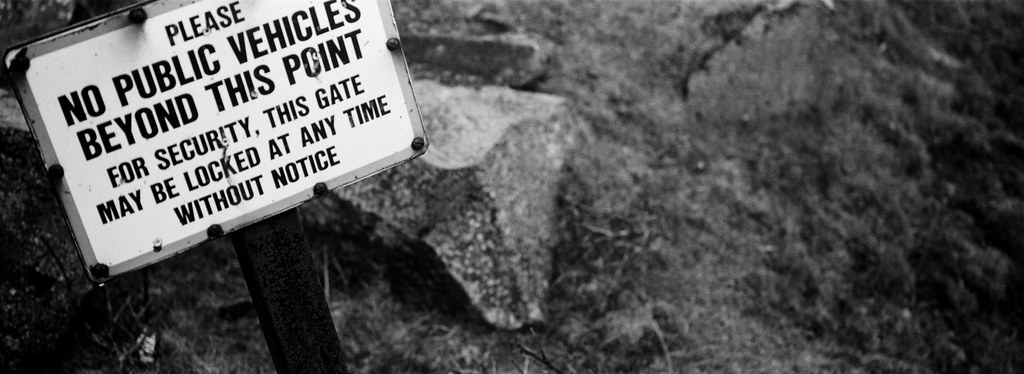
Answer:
(47, 164, 64, 182)
(90, 264, 109, 279)
(386, 38, 401, 51)
(411, 137, 426, 151)
(9, 49, 29, 71)
(128, 8, 147, 24)
(314, 182, 328, 196)
(207, 224, 224, 238)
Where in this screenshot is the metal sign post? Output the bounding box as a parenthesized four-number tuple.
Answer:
(232, 208, 348, 373)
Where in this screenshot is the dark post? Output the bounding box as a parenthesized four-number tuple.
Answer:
(231, 208, 349, 374)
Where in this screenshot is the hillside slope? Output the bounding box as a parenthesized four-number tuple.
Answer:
(2, 0, 1021, 373)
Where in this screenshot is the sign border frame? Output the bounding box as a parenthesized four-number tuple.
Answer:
(3, 0, 427, 283)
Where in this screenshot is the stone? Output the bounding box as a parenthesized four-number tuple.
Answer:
(303, 80, 581, 329)
(403, 33, 552, 88)
(0, 127, 90, 373)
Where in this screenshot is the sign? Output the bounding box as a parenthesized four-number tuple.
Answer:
(5, 0, 426, 282)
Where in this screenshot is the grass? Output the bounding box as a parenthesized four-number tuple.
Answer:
(17, 0, 1024, 373)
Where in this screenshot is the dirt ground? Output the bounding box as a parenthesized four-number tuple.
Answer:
(3, 0, 1024, 373)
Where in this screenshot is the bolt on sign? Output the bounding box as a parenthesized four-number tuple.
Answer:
(5, 0, 426, 282)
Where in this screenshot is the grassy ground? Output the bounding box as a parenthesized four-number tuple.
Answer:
(22, 0, 1024, 372)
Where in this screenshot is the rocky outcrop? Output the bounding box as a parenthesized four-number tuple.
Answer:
(304, 81, 581, 329)
(686, 6, 834, 123)
(303, 12, 567, 329)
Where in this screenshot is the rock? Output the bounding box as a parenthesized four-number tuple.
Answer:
(0, 128, 90, 373)
(686, 7, 837, 123)
(403, 33, 552, 88)
(303, 81, 581, 329)
(416, 81, 566, 169)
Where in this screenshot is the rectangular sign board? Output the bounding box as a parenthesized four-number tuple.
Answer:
(5, 0, 425, 282)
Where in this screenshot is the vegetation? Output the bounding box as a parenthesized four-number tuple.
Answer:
(10, 0, 1023, 372)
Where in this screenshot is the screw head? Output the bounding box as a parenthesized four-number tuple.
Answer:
(411, 137, 426, 151)
(207, 224, 224, 238)
(90, 264, 110, 279)
(152, 238, 163, 252)
(128, 8, 147, 24)
(9, 49, 29, 71)
(314, 182, 328, 196)
(47, 164, 64, 182)
(386, 38, 401, 51)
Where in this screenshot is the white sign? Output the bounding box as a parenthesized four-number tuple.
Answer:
(5, 0, 425, 281)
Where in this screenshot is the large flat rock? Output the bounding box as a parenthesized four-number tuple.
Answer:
(304, 80, 581, 329)
(404, 33, 552, 88)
